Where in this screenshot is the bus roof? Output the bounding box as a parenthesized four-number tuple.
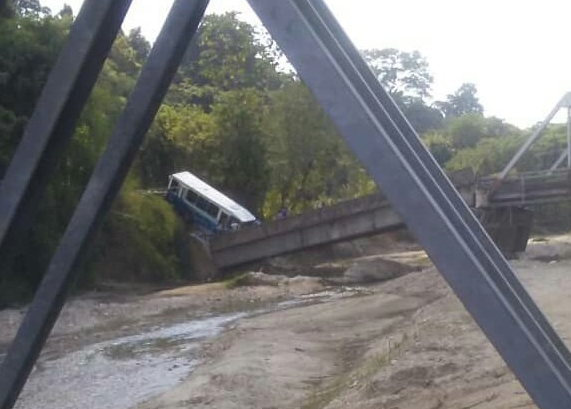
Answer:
(170, 171, 256, 223)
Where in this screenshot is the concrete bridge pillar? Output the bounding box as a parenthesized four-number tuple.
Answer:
(476, 207, 534, 257)
(186, 233, 218, 281)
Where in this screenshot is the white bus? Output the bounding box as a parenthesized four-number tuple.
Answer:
(165, 171, 257, 233)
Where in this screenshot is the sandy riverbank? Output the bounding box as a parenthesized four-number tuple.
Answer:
(3, 235, 571, 409)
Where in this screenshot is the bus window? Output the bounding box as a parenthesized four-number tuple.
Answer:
(168, 179, 179, 193)
(219, 212, 229, 228)
(195, 197, 219, 219)
(205, 202, 219, 219)
(185, 189, 199, 205)
(196, 196, 213, 216)
(229, 216, 240, 230)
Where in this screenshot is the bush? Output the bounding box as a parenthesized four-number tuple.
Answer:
(93, 187, 183, 283)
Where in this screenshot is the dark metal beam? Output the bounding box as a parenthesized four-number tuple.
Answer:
(247, 1, 571, 408)
(0, 1, 209, 408)
(0, 0, 132, 271)
(291, 3, 571, 371)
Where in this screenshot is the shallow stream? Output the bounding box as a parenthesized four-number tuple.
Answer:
(10, 286, 366, 409)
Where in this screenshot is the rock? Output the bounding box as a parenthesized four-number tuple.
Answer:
(234, 272, 323, 289)
(332, 256, 420, 285)
(237, 272, 287, 287)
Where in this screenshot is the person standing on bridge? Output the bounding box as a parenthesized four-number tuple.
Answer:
(276, 206, 287, 220)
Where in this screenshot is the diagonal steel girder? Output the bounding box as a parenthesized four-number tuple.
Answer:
(1, 0, 571, 408)
(0, 1, 209, 408)
(0, 0, 132, 269)
(500, 92, 571, 180)
(247, 1, 571, 408)
(549, 106, 571, 171)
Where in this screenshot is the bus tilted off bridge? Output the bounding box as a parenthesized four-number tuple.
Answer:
(165, 171, 258, 234)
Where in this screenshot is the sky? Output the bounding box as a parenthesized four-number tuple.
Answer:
(41, 0, 571, 128)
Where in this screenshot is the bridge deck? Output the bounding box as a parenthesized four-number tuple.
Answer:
(480, 169, 571, 207)
(211, 194, 403, 269)
(209, 169, 571, 270)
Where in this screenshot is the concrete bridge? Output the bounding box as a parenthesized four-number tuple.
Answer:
(478, 168, 571, 207)
(205, 169, 545, 272)
(203, 168, 571, 272)
(186, 94, 571, 274)
(211, 193, 402, 270)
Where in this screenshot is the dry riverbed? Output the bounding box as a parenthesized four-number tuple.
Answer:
(2, 235, 571, 409)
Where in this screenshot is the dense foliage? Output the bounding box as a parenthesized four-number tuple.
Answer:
(0, 1, 567, 305)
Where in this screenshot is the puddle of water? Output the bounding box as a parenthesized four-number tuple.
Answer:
(298, 286, 370, 300)
(12, 285, 365, 409)
(269, 286, 369, 311)
(14, 313, 245, 409)
(102, 313, 246, 360)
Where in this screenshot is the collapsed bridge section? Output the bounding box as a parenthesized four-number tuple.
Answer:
(206, 169, 534, 271)
(211, 194, 402, 270)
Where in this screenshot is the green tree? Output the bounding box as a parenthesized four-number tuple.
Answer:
(13, 0, 49, 17)
(173, 12, 284, 107)
(362, 48, 444, 134)
(0, 12, 68, 117)
(402, 99, 443, 134)
(445, 114, 488, 149)
(0, 5, 188, 304)
(209, 89, 268, 213)
(362, 48, 433, 103)
(445, 135, 521, 175)
(107, 32, 142, 84)
(436, 83, 484, 118)
(262, 82, 373, 217)
(57, 3, 72, 19)
(127, 27, 151, 64)
(139, 104, 216, 187)
(423, 132, 453, 165)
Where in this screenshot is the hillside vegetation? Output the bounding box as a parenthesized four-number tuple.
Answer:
(0, 0, 568, 305)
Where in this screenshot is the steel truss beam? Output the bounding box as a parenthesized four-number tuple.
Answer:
(246, 1, 571, 408)
(0, 1, 209, 408)
(499, 92, 571, 180)
(550, 106, 571, 171)
(1, 1, 571, 409)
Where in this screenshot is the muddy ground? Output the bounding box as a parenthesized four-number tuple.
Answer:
(2, 235, 571, 409)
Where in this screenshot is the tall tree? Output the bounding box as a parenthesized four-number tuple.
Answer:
(127, 27, 151, 64)
(445, 114, 487, 149)
(362, 48, 443, 134)
(0, 6, 70, 174)
(436, 82, 484, 118)
(262, 81, 373, 216)
(176, 12, 284, 102)
(402, 99, 443, 134)
(209, 89, 269, 213)
(13, 0, 49, 17)
(362, 48, 433, 103)
(139, 104, 216, 187)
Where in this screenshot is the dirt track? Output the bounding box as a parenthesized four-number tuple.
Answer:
(3, 236, 571, 409)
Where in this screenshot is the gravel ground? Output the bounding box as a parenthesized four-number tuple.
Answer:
(2, 237, 571, 409)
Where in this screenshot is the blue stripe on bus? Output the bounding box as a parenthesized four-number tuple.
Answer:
(166, 191, 218, 234)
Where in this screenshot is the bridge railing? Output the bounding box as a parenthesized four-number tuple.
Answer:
(478, 169, 571, 207)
